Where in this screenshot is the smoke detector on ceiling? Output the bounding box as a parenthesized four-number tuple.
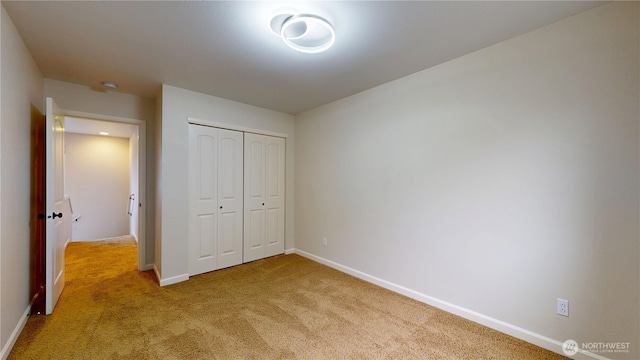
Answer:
(101, 81, 118, 89)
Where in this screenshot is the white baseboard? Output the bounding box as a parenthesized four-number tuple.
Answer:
(293, 249, 609, 360)
(154, 265, 189, 286)
(0, 306, 30, 360)
(141, 263, 154, 271)
(284, 248, 295, 255)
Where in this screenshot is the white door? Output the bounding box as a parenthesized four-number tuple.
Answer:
(244, 133, 285, 262)
(188, 125, 243, 276)
(244, 134, 266, 263)
(45, 98, 66, 314)
(264, 136, 285, 257)
(216, 129, 244, 269)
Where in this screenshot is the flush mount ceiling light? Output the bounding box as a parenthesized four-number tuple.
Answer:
(270, 12, 335, 54)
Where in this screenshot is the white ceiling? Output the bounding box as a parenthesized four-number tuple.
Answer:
(3, 1, 605, 115)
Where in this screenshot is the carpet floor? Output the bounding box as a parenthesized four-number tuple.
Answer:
(8, 239, 566, 359)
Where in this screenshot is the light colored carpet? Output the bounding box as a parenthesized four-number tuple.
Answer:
(9, 239, 566, 359)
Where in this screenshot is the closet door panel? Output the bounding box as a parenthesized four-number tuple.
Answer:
(188, 125, 218, 275)
(248, 141, 265, 199)
(244, 133, 266, 263)
(244, 133, 285, 262)
(217, 129, 244, 269)
(197, 214, 216, 259)
(266, 208, 281, 247)
(248, 209, 265, 248)
(218, 212, 239, 264)
(265, 137, 285, 257)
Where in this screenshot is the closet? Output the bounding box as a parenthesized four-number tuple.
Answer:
(188, 124, 285, 276)
(188, 125, 244, 275)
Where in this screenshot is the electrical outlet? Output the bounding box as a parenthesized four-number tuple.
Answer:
(322, 237, 327, 246)
(557, 298, 569, 317)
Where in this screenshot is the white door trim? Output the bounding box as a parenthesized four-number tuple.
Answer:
(187, 117, 288, 139)
(60, 109, 149, 271)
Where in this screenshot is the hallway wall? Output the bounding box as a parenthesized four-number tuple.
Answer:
(65, 133, 130, 240)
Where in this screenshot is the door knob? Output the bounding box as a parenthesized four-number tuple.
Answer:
(48, 212, 63, 219)
(220, 206, 223, 209)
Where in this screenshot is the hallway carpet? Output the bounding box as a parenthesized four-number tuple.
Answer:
(8, 239, 566, 359)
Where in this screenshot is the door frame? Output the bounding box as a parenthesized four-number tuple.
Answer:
(187, 117, 288, 266)
(62, 110, 150, 271)
(30, 105, 46, 314)
(187, 117, 288, 139)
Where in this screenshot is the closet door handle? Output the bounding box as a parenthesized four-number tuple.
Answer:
(220, 206, 223, 209)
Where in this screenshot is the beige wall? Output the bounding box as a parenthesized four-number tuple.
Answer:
(65, 133, 130, 240)
(0, 5, 44, 357)
(157, 84, 295, 285)
(295, 2, 638, 358)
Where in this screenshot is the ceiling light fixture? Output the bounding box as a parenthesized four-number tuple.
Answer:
(99, 132, 109, 136)
(101, 81, 118, 89)
(270, 12, 335, 54)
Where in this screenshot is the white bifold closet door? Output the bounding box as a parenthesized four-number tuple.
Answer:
(244, 133, 285, 263)
(188, 125, 244, 276)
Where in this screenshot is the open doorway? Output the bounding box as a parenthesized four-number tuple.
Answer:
(63, 115, 147, 271)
